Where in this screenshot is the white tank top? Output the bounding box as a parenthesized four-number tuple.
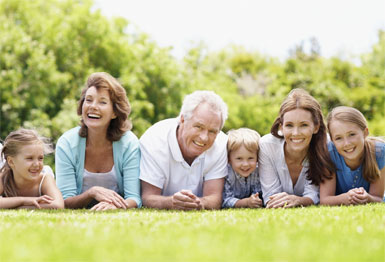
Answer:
(81, 166, 119, 193)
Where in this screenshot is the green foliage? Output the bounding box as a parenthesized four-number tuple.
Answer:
(0, 0, 384, 144)
(0, 204, 384, 262)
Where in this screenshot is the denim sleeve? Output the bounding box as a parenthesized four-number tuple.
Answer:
(222, 174, 239, 208)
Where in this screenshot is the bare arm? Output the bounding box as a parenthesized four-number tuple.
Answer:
(33, 175, 64, 209)
(365, 166, 385, 203)
(319, 173, 351, 205)
(64, 186, 128, 209)
(141, 181, 173, 209)
(200, 178, 225, 210)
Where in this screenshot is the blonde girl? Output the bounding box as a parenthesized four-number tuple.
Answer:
(320, 106, 385, 205)
(0, 129, 64, 209)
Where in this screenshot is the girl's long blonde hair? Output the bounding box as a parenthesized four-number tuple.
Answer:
(327, 106, 383, 183)
(0, 128, 53, 197)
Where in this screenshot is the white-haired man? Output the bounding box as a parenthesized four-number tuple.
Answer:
(139, 90, 228, 210)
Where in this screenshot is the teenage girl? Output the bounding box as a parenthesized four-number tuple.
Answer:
(320, 106, 385, 205)
(0, 129, 64, 209)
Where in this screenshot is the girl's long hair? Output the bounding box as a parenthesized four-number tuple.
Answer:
(1, 129, 52, 197)
(327, 106, 383, 183)
(271, 88, 335, 185)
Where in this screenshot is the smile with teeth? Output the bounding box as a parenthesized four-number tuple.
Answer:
(88, 113, 101, 119)
(291, 138, 304, 143)
(193, 140, 205, 147)
(344, 147, 355, 153)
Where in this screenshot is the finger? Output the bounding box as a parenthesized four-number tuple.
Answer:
(91, 203, 102, 211)
(110, 198, 123, 208)
(351, 195, 366, 204)
(33, 200, 42, 209)
(180, 190, 198, 200)
(173, 199, 199, 209)
(174, 193, 197, 203)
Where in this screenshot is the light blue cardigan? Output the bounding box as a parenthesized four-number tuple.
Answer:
(55, 126, 141, 207)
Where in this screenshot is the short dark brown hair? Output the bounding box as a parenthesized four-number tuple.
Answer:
(77, 72, 132, 141)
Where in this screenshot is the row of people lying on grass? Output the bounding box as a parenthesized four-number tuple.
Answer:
(0, 72, 384, 210)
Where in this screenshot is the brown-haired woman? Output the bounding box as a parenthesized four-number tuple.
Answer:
(258, 88, 334, 208)
(55, 72, 141, 210)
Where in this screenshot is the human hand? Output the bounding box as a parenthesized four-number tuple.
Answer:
(247, 193, 263, 208)
(172, 190, 202, 210)
(23, 195, 54, 209)
(347, 187, 369, 205)
(89, 186, 128, 209)
(266, 192, 298, 208)
(90, 201, 118, 211)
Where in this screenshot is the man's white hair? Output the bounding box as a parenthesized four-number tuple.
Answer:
(178, 90, 228, 128)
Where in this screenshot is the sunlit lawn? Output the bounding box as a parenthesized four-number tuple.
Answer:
(0, 204, 384, 262)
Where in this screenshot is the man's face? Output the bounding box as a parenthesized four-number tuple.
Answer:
(177, 103, 222, 163)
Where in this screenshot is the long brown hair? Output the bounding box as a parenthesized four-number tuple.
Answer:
(271, 88, 335, 185)
(1, 129, 53, 197)
(327, 106, 383, 183)
(77, 72, 132, 141)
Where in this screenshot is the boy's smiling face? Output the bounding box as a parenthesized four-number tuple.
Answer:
(229, 145, 257, 178)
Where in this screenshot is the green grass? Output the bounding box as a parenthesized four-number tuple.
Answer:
(0, 204, 384, 262)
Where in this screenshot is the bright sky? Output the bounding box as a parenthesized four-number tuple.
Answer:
(94, 0, 385, 61)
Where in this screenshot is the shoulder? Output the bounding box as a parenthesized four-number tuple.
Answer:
(116, 130, 139, 147)
(259, 134, 283, 150)
(209, 131, 228, 152)
(375, 141, 385, 169)
(140, 118, 177, 145)
(375, 141, 385, 155)
(57, 126, 82, 148)
(113, 131, 140, 158)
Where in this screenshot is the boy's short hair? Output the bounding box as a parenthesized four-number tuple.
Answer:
(227, 128, 261, 157)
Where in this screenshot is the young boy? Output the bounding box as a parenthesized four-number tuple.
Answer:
(222, 128, 263, 208)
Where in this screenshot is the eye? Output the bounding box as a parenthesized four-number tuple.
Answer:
(285, 123, 293, 127)
(209, 130, 217, 134)
(39, 156, 44, 161)
(100, 101, 107, 105)
(301, 123, 309, 127)
(349, 133, 355, 137)
(334, 136, 341, 141)
(195, 125, 202, 130)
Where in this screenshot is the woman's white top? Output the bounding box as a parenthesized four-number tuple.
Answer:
(258, 134, 319, 205)
(81, 166, 119, 193)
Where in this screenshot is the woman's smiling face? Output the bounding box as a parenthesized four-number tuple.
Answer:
(281, 108, 319, 154)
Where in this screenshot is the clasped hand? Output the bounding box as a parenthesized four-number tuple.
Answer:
(247, 193, 263, 208)
(266, 192, 298, 208)
(347, 187, 370, 205)
(172, 189, 203, 210)
(89, 186, 128, 211)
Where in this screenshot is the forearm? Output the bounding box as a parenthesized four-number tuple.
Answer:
(0, 197, 27, 209)
(200, 195, 222, 210)
(320, 193, 350, 206)
(234, 198, 249, 208)
(142, 194, 173, 209)
(64, 190, 94, 209)
(367, 194, 383, 203)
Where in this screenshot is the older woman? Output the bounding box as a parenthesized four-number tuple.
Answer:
(56, 72, 141, 210)
(258, 88, 334, 208)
